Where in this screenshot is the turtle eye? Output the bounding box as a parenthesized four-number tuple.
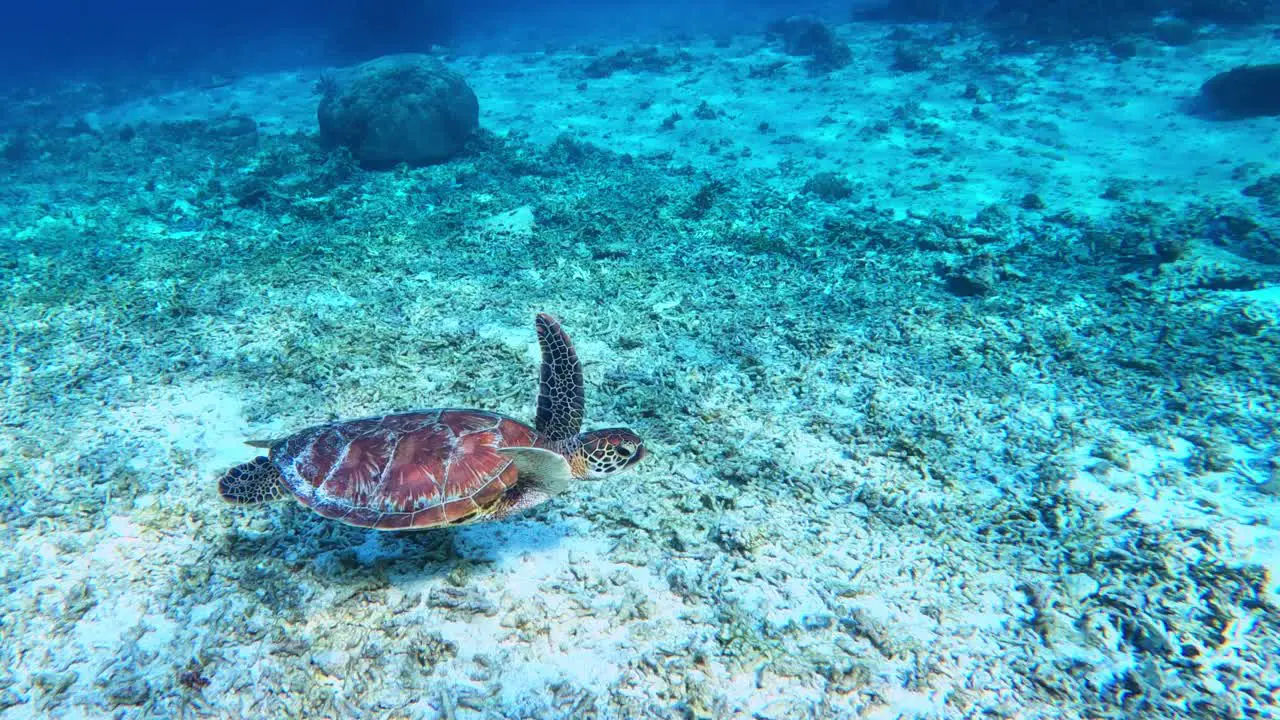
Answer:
(616, 444, 634, 458)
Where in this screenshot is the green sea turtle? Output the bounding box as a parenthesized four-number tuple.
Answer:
(217, 313, 645, 529)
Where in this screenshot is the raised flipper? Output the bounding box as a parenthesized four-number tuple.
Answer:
(218, 456, 287, 505)
(534, 313, 585, 444)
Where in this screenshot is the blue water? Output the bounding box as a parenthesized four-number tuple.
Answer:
(0, 0, 850, 80)
(2, 1, 1278, 718)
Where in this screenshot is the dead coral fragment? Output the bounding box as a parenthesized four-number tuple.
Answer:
(408, 631, 458, 675)
(803, 172, 854, 202)
(55, 579, 97, 634)
(428, 586, 497, 617)
(1242, 173, 1280, 211)
(583, 46, 684, 79)
(839, 608, 899, 659)
(178, 663, 211, 691)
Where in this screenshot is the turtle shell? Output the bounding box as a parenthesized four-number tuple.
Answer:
(268, 409, 543, 529)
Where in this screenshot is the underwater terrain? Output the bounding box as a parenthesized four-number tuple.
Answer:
(1, 4, 1278, 719)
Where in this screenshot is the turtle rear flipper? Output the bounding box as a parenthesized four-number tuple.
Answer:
(218, 456, 287, 505)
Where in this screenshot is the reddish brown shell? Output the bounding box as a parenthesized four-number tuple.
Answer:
(268, 409, 544, 529)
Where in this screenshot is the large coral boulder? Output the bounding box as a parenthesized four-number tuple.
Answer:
(318, 54, 479, 168)
(1199, 64, 1280, 119)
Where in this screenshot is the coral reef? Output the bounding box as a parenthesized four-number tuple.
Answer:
(581, 46, 687, 79)
(765, 17, 852, 74)
(802, 171, 855, 201)
(1199, 63, 1280, 119)
(317, 54, 479, 169)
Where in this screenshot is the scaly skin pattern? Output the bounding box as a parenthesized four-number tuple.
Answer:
(270, 409, 544, 529)
(534, 313, 585, 442)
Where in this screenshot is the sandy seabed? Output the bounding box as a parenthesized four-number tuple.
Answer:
(1, 18, 1278, 720)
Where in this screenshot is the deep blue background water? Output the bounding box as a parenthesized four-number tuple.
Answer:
(4, 1, 1270, 90)
(0, 0, 857, 82)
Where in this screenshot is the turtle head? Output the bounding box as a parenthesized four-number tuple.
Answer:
(570, 428, 646, 479)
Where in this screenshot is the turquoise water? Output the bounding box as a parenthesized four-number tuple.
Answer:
(1, 4, 1278, 719)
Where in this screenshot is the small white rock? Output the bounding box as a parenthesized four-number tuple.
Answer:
(311, 650, 349, 677)
(1062, 573, 1100, 603)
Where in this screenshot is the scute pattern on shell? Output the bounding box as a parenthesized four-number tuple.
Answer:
(271, 409, 538, 529)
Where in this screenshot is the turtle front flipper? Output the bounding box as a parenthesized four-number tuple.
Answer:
(499, 446, 573, 494)
(218, 456, 287, 505)
(486, 446, 574, 521)
(488, 487, 552, 521)
(534, 313, 585, 444)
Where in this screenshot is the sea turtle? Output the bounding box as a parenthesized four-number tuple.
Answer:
(216, 313, 645, 529)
